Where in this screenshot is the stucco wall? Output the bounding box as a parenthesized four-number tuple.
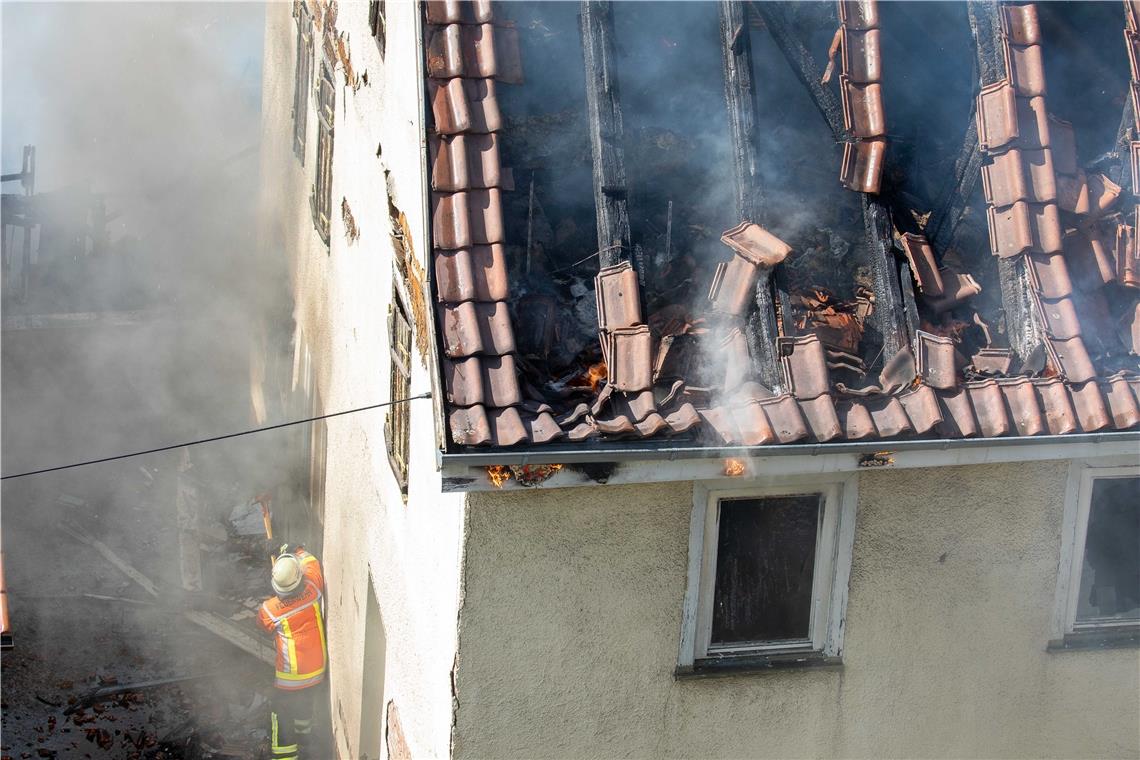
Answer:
(259, 4, 463, 758)
(457, 460, 1140, 759)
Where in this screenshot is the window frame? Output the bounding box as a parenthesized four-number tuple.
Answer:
(368, 0, 386, 58)
(311, 59, 335, 245)
(385, 287, 412, 495)
(291, 2, 313, 162)
(1052, 459, 1140, 643)
(679, 474, 857, 671)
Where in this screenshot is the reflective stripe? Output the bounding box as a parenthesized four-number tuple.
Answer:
(271, 712, 299, 756)
(262, 582, 322, 624)
(314, 600, 327, 663)
(281, 618, 300, 675)
(275, 668, 325, 689)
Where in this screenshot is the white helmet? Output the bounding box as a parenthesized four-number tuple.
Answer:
(271, 553, 303, 597)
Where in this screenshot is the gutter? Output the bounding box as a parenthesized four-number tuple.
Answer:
(438, 430, 1140, 467)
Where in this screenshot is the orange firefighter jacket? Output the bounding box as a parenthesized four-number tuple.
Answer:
(257, 549, 327, 690)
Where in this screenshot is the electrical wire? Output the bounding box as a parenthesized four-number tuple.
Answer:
(0, 392, 432, 481)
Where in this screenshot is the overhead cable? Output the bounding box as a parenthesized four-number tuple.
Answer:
(1, 392, 432, 481)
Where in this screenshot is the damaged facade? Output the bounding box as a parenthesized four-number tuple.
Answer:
(260, 1, 1139, 757)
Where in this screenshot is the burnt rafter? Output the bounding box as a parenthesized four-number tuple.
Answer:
(719, 0, 784, 391)
(927, 1, 1006, 254)
(579, 0, 632, 270)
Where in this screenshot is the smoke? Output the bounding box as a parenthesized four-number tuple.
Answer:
(1, 3, 294, 751)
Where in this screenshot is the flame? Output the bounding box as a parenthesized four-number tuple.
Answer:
(486, 465, 511, 488)
(586, 361, 607, 392)
(723, 458, 746, 477)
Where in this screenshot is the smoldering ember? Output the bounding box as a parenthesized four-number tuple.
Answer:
(2, 1, 1139, 759)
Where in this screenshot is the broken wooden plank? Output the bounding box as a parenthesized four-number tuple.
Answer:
(580, 0, 632, 267)
(60, 522, 276, 666)
(719, 0, 784, 391)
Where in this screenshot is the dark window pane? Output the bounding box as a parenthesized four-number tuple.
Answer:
(711, 494, 820, 646)
(1077, 477, 1140, 624)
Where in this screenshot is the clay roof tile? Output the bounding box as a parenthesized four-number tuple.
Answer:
(435, 245, 509, 303)
(964, 378, 1011, 438)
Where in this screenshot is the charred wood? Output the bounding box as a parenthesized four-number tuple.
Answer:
(579, 1, 631, 268)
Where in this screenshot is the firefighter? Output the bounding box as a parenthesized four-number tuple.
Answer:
(257, 544, 327, 760)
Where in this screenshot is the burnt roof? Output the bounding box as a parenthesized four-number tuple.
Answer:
(424, 0, 1140, 452)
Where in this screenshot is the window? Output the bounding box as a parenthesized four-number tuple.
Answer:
(1053, 463, 1140, 646)
(368, 0, 386, 58)
(311, 60, 335, 243)
(385, 288, 412, 493)
(679, 477, 857, 671)
(292, 2, 312, 161)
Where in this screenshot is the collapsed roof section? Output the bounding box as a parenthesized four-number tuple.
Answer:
(424, 0, 1140, 451)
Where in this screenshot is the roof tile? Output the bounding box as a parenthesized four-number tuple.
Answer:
(977, 82, 1019, 152)
(1085, 173, 1121, 218)
(916, 330, 958, 389)
(1068, 380, 1111, 432)
(486, 406, 528, 447)
(925, 268, 982, 313)
(602, 325, 653, 392)
(432, 189, 504, 249)
(1014, 96, 1050, 150)
(1022, 148, 1057, 204)
(439, 301, 515, 358)
(429, 78, 501, 135)
(898, 384, 943, 434)
(987, 201, 1033, 258)
(431, 134, 502, 191)
(865, 395, 912, 438)
(449, 404, 490, 445)
(799, 395, 842, 442)
(841, 28, 881, 84)
(1131, 142, 1140, 191)
(1046, 336, 1096, 383)
(595, 261, 643, 330)
(837, 399, 877, 439)
(461, 24, 500, 79)
(523, 410, 564, 444)
(838, 0, 879, 30)
(839, 139, 886, 194)
(1033, 377, 1078, 435)
(981, 149, 1028, 208)
(442, 354, 520, 407)
(735, 399, 778, 446)
(840, 77, 886, 138)
(709, 254, 761, 316)
(972, 347, 1014, 375)
(779, 334, 831, 399)
(1001, 3, 1041, 46)
(1048, 115, 1077, 175)
(1132, 82, 1140, 131)
(435, 245, 509, 303)
(1119, 216, 1140, 288)
(900, 233, 944, 296)
(720, 222, 792, 267)
(1056, 170, 1090, 215)
(936, 387, 980, 438)
(1005, 43, 1046, 97)
(1038, 296, 1081, 341)
(758, 394, 810, 443)
(997, 377, 1045, 436)
(427, 24, 463, 78)
(1026, 252, 1073, 299)
(1101, 374, 1140, 429)
(965, 378, 1011, 437)
(425, 0, 492, 25)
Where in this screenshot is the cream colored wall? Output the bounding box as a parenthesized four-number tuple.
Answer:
(259, 4, 464, 759)
(457, 460, 1140, 759)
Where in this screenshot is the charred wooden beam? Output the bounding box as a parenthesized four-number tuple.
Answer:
(580, 1, 631, 268)
(926, 1, 1002, 254)
(749, 1, 845, 142)
(720, 0, 783, 390)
